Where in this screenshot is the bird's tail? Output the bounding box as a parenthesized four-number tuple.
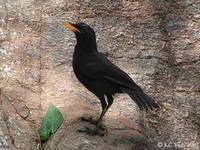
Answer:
(121, 87, 159, 111)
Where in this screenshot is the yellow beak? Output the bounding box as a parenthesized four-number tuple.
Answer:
(63, 22, 80, 33)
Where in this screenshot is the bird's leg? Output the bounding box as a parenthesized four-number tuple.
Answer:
(93, 106, 108, 130)
(80, 117, 107, 131)
(79, 95, 107, 135)
(89, 95, 113, 134)
(81, 96, 107, 126)
(79, 106, 108, 136)
(79, 95, 113, 136)
(95, 95, 113, 130)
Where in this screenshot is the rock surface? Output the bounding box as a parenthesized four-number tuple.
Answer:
(0, 0, 199, 150)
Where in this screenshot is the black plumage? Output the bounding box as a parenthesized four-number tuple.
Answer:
(64, 22, 159, 135)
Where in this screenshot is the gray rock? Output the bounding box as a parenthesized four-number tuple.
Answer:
(0, 0, 199, 150)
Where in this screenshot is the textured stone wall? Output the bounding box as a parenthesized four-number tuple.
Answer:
(0, 0, 199, 149)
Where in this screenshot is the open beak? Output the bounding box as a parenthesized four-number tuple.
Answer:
(63, 22, 80, 33)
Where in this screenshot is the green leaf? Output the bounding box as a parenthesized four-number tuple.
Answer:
(39, 104, 63, 142)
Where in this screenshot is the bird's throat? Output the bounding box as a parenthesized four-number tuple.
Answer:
(76, 39, 97, 53)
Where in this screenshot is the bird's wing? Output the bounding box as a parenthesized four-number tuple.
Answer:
(79, 54, 141, 91)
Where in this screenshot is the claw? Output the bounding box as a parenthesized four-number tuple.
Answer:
(78, 126, 105, 136)
(80, 116, 107, 131)
(78, 126, 90, 132)
(80, 117, 97, 125)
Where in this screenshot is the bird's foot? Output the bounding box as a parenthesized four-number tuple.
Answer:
(80, 117, 107, 131)
(78, 126, 106, 136)
(81, 116, 97, 125)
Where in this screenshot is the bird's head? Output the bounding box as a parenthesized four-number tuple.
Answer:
(64, 22, 97, 49)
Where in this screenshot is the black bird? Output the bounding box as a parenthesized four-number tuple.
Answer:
(64, 22, 159, 135)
